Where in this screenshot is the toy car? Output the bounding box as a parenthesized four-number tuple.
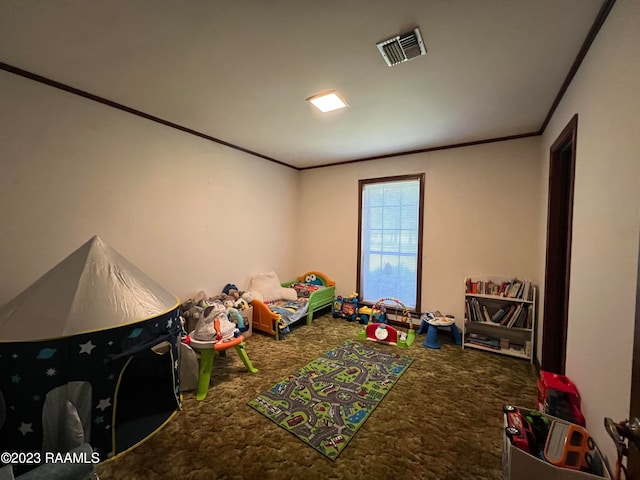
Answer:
(543, 420, 606, 476)
(537, 371, 585, 426)
(504, 405, 536, 454)
(522, 408, 552, 449)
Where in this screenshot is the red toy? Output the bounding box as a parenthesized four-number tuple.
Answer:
(537, 371, 585, 427)
(503, 405, 536, 454)
(364, 323, 399, 345)
(358, 297, 416, 348)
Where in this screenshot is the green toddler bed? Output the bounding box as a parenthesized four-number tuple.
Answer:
(250, 271, 335, 340)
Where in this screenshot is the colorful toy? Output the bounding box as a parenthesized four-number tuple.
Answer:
(544, 420, 605, 475)
(358, 297, 415, 348)
(225, 304, 247, 332)
(357, 306, 373, 324)
(332, 293, 359, 321)
(503, 404, 608, 477)
(417, 312, 461, 349)
(504, 405, 537, 454)
(537, 371, 585, 427)
(373, 297, 410, 323)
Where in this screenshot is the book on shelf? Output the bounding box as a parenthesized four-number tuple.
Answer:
(505, 304, 523, 328)
(515, 305, 530, 328)
(466, 333, 501, 349)
(499, 304, 517, 326)
(465, 277, 534, 301)
(491, 305, 509, 323)
(465, 297, 480, 322)
(507, 281, 522, 298)
(465, 297, 532, 329)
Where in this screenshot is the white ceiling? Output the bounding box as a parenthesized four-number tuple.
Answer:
(0, 0, 606, 169)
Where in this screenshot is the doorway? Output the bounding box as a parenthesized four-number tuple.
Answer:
(113, 345, 179, 454)
(541, 114, 578, 374)
(629, 230, 640, 476)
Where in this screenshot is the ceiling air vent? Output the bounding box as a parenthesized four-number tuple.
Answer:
(376, 27, 426, 67)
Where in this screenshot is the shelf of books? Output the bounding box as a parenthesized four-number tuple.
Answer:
(463, 277, 536, 363)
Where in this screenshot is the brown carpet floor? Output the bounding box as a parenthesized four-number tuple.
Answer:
(96, 313, 538, 480)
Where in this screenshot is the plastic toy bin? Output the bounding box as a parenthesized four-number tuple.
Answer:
(502, 407, 610, 480)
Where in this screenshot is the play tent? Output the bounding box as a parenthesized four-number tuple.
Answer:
(0, 236, 181, 472)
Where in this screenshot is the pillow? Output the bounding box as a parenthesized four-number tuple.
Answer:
(281, 287, 298, 301)
(248, 290, 264, 303)
(248, 271, 297, 302)
(247, 271, 282, 301)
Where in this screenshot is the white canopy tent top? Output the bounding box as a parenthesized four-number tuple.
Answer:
(0, 235, 179, 342)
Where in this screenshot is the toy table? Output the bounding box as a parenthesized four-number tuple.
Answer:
(189, 334, 258, 400)
(417, 316, 462, 349)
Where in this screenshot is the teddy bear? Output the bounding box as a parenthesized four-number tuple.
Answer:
(226, 289, 250, 310)
(179, 298, 207, 333)
(193, 301, 238, 342)
(221, 283, 252, 310)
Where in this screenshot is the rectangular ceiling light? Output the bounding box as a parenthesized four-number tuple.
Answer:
(307, 91, 348, 113)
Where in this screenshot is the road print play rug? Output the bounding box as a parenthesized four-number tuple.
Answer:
(247, 339, 413, 459)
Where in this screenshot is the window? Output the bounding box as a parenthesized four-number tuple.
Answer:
(357, 174, 424, 311)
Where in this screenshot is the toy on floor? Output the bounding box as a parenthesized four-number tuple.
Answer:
(417, 311, 461, 349)
(332, 293, 359, 321)
(371, 301, 388, 323)
(536, 371, 585, 426)
(358, 297, 415, 348)
(356, 306, 373, 324)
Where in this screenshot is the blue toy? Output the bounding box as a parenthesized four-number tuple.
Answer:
(417, 312, 461, 349)
(332, 293, 359, 322)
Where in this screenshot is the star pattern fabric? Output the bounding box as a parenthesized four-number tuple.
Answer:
(0, 308, 182, 468)
(79, 341, 96, 355)
(96, 398, 112, 411)
(18, 422, 33, 436)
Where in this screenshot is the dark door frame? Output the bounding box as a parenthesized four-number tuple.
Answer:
(629, 231, 640, 476)
(541, 114, 578, 374)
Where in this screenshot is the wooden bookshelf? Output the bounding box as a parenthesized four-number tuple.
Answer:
(463, 276, 536, 363)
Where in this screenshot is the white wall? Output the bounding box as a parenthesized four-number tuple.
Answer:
(0, 71, 299, 305)
(538, 0, 640, 465)
(297, 137, 543, 332)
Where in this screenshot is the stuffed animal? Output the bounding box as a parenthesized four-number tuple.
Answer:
(193, 301, 238, 342)
(194, 290, 209, 304)
(219, 284, 253, 309)
(179, 299, 206, 331)
(181, 295, 221, 333)
(223, 299, 246, 331)
(222, 283, 238, 296)
(240, 290, 256, 304)
(226, 288, 250, 309)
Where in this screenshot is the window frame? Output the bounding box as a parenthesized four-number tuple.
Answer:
(356, 173, 425, 313)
